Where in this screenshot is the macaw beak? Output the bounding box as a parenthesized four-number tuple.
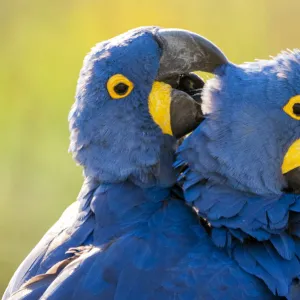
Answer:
(149, 28, 228, 139)
(282, 139, 300, 193)
(155, 28, 228, 79)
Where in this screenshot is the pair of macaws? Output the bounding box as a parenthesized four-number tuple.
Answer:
(3, 26, 300, 300)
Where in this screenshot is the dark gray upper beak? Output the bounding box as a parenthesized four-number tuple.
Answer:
(154, 28, 228, 80)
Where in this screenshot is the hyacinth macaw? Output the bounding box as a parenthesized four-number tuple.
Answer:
(2, 26, 240, 300)
(177, 50, 300, 299)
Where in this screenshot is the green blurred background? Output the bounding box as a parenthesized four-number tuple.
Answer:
(1, 0, 300, 295)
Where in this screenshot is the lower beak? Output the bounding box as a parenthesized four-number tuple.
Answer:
(170, 80, 204, 138)
(282, 139, 300, 192)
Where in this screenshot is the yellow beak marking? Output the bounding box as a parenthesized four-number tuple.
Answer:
(148, 81, 173, 136)
(282, 139, 300, 174)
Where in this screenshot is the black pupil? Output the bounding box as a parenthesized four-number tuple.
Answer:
(114, 83, 129, 95)
(293, 103, 300, 116)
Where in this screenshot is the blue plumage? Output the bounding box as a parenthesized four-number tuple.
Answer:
(8, 179, 273, 299)
(178, 50, 300, 298)
(5, 27, 282, 300)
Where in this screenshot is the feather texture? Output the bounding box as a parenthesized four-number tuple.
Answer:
(177, 51, 300, 298)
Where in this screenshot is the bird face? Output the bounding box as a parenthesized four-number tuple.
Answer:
(201, 51, 300, 195)
(69, 27, 226, 185)
(281, 95, 300, 193)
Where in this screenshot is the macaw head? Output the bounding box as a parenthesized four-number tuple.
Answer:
(181, 50, 300, 195)
(69, 27, 226, 187)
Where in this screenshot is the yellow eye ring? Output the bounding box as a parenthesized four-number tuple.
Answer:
(283, 95, 300, 120)
(107, 74, 134, 99)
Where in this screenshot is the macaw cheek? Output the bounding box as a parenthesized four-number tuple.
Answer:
(148, 81, 203, 139)
(282, 139, 300, 193)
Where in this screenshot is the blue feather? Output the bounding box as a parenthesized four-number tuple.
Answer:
(211, 227, 227, 247)
(270, 233, 295, 260)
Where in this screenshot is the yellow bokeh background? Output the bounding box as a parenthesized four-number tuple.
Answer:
(1, 0, 300, 294)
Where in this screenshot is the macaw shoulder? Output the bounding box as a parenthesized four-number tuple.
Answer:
(4, 191, 95, 299)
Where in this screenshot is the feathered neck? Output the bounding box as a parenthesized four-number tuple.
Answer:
(177, 124, 300, 298)
(177, 160, 300, 298)
(76, 176, 175, 246)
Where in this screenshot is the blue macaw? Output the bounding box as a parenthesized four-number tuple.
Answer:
(3, 27, 267, 300)
(177, 50, 300, 299)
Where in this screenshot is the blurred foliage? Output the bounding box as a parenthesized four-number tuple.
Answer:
(1, 0, 300, 295)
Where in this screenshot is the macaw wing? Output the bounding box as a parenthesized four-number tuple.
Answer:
(3, 180, 97, 299)
(18, 236, 275, 300)
(9, 215, 275, 300)
(8, 240, 157, 300)
(8, 246, 92, 300)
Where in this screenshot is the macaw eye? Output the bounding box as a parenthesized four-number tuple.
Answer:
(293, 103, 300, 116)
(114, 83, 129, 95)
(283, 95, 300, 120)
(107, 74, 134, 99)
